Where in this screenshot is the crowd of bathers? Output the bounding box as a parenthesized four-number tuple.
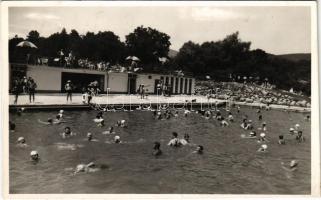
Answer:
(195, 81, 310, 108)
(10, 103, 309, 174)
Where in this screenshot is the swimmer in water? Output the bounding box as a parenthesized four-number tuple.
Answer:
(114, 135, 121, 144)
(242, 131, 257, 139)
(281, 160, 298, 172)
(296, 131, 305, 143)
(74, 162, 108, 174)
(278, 135, 285, 145)
(305, 115, 310, 121)
(257, 108, 261, 113)
(258, 114, 263, 121)
(17, 137, 28, 147)
(258, 133, 268, 143)
(193, 145, 204, 154)
(295, 123, 300, 130)
(9, 121, 16, 132)
(30, 150, 39, 162)
(116, 120, 121, 126)
(184, 109, 191, 117)
(257, 144, 268, 152)
(228, 112, 234, 122)
(168, 132, 181, 147)
(220, 118, 229, 127)
(103, 126, 115, 134)
(57, 110, 64, 118)
(237, 106, 240, 113)
(61, 127, 74, 138)
(184, 133, 190, 143)
(174, 110, 179, 117)
(94, 115, 105, 127)
(153, 142, 162, 157)
(120, 120, 127, 128)
(87, 133, 93, 141)
(289, 128, 295, 135)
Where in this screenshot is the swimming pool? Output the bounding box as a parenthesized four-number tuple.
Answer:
(9, 106, 310, 194)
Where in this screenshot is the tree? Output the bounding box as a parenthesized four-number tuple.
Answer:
(27, 30, 40, 45)
(125, 26, 171, 68)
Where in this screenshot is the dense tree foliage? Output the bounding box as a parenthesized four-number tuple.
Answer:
(174, 32, 310, 95)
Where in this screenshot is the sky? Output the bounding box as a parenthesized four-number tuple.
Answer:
(9, 6, 311, 55)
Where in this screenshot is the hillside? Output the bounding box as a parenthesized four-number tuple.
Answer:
(277, 53, 311, 62)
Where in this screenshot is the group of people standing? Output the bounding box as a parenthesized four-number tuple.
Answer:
(156, 80, 172, 97)
(11, 76, 37, 104)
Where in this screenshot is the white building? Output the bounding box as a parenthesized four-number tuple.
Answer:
(10, 64, 195, 94)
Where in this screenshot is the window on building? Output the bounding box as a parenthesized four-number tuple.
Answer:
(180, 78, 183, 94)
(175, 78, 179, 94)
(189, 79, 192, 94)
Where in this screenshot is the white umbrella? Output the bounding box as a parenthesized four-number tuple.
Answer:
(126, 56, 140, 61)
(16, 41, 37, 48)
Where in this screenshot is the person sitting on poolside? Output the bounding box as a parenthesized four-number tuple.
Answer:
(281, 160, 298, 172)
(9, 121, 16, 132)
(296, 131, 305, 143)
(114, 135, 121, 144)
(30, 150, 39, 162)
(193, 145, 204, 154)
(278, 135, 286, 145)
(257, 144, 268, 152)
(153, 142, 162, 157)
(168, 132, 181, 147)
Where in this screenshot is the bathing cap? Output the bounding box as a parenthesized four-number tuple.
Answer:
(248, 120, 252, 123)
(261, 144, 268, 149)
(295, 124, 300, 127)
(59, 110, 64, 113)
(263, 122, 266, 125)
(290, 160, 298, 167)
(87, 132, 92, 136)
(260, 133, 266, 137)
(17, 137, 25, 143)
(115, 135, 120, 140)
(30, 150, 38, 156)
(121, 120, 125, 123)
(289, 128, 294, 131)
(76, 164, 86, 172)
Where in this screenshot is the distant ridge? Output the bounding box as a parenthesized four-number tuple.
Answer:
(277, 53, 311, 62)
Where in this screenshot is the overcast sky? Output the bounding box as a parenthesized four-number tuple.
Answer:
(9, 6, 311, 55)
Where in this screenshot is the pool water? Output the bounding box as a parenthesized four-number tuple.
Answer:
(9, 106, 310, 194)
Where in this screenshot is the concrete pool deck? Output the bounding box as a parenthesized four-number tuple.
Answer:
(9, 93, 310, 112)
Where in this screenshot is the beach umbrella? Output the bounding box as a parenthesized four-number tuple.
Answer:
(126, 56, 140, 61)
(16, 41, 37, 48)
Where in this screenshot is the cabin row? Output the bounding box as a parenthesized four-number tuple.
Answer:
(10, 64, 195, 94)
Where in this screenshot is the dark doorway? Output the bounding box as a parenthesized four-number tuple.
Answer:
(128, 73, 137, 94)
(154, 79, 160, 94)
(188, 79, 192, 94)
(61, 72, 105, 93)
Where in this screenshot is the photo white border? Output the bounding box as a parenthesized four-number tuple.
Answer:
(0, 1, 319, 199)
